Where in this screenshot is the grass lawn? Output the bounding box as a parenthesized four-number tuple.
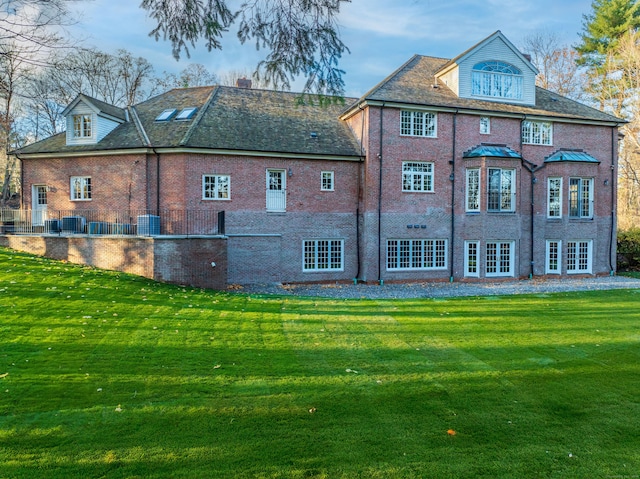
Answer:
(1, 247, 640, 478)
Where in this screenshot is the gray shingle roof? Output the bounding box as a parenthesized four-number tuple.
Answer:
(350, 55, 622, 124)
(17, 86, 363, 158)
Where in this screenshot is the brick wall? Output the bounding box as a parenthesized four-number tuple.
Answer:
(0, 234, 227, 290)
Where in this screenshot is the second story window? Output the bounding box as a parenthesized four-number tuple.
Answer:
(547, 177, 563, 218)
(487, 168, 515, 212)
(400, 110, 437, 137)
(480, 116, 491, 134)
(569, 177, 593, 218)
(203, 174, 230, 200)
(522, 120, 552, 145)
(70, 176, 91, 200)
(73, 115, 92, 138)
(402, 162, 434, 192)
(472, 61, 523, 100)
(321, 171, 334, 191)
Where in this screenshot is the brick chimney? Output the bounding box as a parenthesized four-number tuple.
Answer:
(236, 78, 252, 89)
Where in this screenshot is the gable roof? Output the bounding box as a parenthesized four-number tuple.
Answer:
(436, 30, 538, 77)
(61, 93, 127, 122)
(17, 87, 363, 159)
(344, 54, 621, 125)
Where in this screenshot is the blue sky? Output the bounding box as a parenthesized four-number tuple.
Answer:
(68, 0, 594, 97)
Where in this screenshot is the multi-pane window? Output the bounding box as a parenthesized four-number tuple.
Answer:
(70, 176, 91, 200)
(547, 177, 563, 218)
(465, 168, 480, 211)
(402, 162, 434, 192)
(202, 175, 230, 200)
(522, 121, 552, 145)
(303, 239, 344, 272)
(486, 241, 514, 277)
(321, 171, 334, 191)
(569, 177, 593, 218)
(472, 61, 523, 100)
(466, 168, 480, 212)
(464, 241, 480, 277)
(73, 115, 92, 138)
(546, 240, 561, 274)
(480, 116, 491, 134)
(567, 240, 592, 274)
(487, 168, 515, 212)
(387, 239, 447, 271)
(400, 110, 437, 137)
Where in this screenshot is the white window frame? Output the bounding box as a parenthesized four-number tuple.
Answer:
(480, 116, 491, 134)
(202, 174, 230, 200)
(70, 176, 91, 201)
(545, 240, 562, 274)
(73, 114, 93, 138)
(464, 240, 480, 277)
(386, 239, 448, 271)
(522, 121, 553, 145)
(471, 61, 523, 100)
(486, 241, 515, 277)
(569, 177, 594, 219)
(402, 162, 434, 192)
(400, 110, 437, 138)
(321, 171, 334, 191)
(466, 168, 480, 212)
(567, 240, 593, 274)
(547, 177, 563, 218)
(303, 239, 344, 272)
(487, 168, 516, 212)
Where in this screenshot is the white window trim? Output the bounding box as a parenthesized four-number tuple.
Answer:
(522, 120, 553, 146)
(202, 174, 230, 200)
(400, 110, 437, 138)
(303, 239, 344, 272)
(487, 168, 516, 213)
(70, 176, 91, 201)
(386, 239, 448, 271)
(485, 241, 515, 277)
(466, 168, 481, 212)
(321, 171, 334, 191)
(569, 177, 594, 219)
(545, 240, 562, 274)
(73, 114, 93, 139)
(547, 177, 563, 219)
(464, 240, 480, 277)
(480, 117, 491, 135)
(472, 62, 523, 100)
(402, 161, 434, 193)
(567, 240, 593, 274)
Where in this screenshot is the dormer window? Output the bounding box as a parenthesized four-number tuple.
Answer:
(472, 61, 523, 100)
(73, 115, 92, 138)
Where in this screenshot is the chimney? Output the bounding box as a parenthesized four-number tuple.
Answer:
(236, 77, 252, 89)
(522, 53, 532, 62)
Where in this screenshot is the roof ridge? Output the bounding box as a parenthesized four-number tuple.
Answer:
(179, 86, 220, 147)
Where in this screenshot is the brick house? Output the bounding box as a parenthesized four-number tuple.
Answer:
(14, 31, 623, 285)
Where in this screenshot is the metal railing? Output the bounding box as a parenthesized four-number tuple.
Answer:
(0, 208, 225, 236)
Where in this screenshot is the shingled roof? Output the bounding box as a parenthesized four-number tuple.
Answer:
(17, 86, 363, 159)
(344, 55, 622, 124)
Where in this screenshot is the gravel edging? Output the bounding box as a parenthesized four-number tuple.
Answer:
(237, 276, 640, 299)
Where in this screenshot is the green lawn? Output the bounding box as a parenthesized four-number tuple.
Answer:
(1, 247, 639, 478)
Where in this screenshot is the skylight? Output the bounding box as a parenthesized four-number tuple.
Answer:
(175, 107, 198, 121)
(155, 109, 177, 121)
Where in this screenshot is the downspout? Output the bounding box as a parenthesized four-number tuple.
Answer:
(152, 148, 160, 214)
(354, 103, 366, 284)
(521, 115, 535, 279)
(17, 154, 23, 209)
(378, 103, 385, 285)
(609, 127, 618, 275)
(450, 110, 458, 283)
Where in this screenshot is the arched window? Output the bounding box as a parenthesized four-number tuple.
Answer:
(472, 61, 523, 100)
